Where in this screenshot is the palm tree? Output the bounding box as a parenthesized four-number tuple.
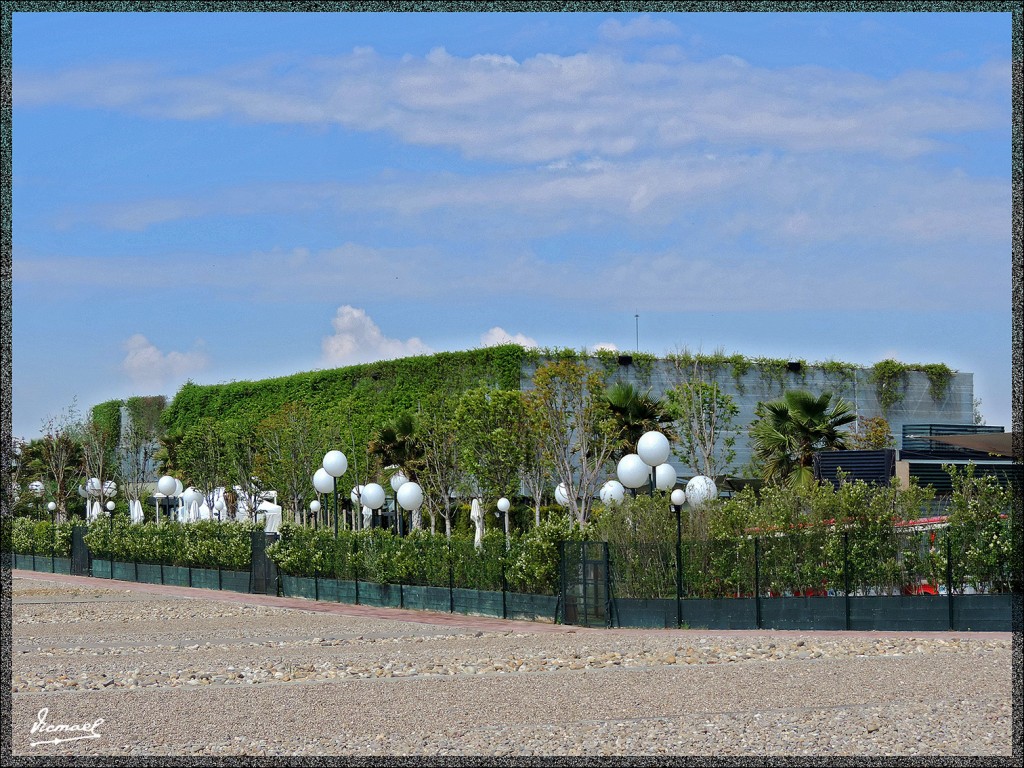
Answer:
(368, 411, 422, 479)
(749, 390, 856, 486)
(605, 382, 677, 460)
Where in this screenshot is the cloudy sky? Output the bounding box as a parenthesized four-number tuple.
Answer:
(10, 10, 1013, 439)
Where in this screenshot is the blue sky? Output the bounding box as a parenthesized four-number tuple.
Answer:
(10, 10, 1014, 439)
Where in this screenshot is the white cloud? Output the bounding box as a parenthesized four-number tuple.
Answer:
(120, 334, 209, 389)
(480, 327, 538, 348)
(599, 15, 681, 42)
(16, 49, 1008, 164)
(320, 306, 432, 367)
(590, 342, 618, 352)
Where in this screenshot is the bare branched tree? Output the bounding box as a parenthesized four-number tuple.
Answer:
(665, 358, 740, 479)
(527, 359, 616, 527)
(36, 403, 85, 522)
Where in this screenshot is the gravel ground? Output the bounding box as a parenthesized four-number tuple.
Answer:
(8, 574, 1014, 757)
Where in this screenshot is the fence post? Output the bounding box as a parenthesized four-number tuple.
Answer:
(843, 531, 851, 631)
(351, 536, 359, 605)
(603, 542, 611, 629)
(448, 538, 455, 614)
(754, 537, 762, 630)
(501, 557, 507, 620)
(945, 533, 954, 630)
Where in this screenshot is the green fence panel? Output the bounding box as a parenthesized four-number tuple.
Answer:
(15, 554, 33, 570)
(51, 557, 72, 575)
(135, 563, 163, 584)
(220, 570, 251, 594)
(611, 598, 677, 628)
(92, 559, 112, 579)
(451, 587, 504, 618)
(281, 575, 318, 599)
(759, 596, 846, 631)
(189, 568, 221, 591)
(953, 594, 1012, 631)
(316, 578, 359, 603)
(680, 598, 757, 630)
(162, 566, 190, 586)
(357, 581, 401, 608)
(112, 561, 136, 581)
(505, 592, 558, 623)
(401, 584, 452, 613)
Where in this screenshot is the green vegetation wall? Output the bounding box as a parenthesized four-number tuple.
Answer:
(160, 345, 527, 453)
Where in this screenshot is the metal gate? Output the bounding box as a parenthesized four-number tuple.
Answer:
(250, 531, 278, 595)
(70, 525, 90, 576)
(559, 541, 610, 627)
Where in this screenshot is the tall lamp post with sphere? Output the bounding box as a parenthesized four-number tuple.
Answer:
(670, 488, 687, 628)
(157, 475, 178, 526)
(637, 431, 671, 495)
(396, 481, 424, 534)
(322, 451, 349, 538)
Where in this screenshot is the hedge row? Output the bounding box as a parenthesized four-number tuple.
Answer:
(268, 517, 584, 595)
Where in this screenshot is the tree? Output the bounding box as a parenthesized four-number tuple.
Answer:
(223, 418, 264, 521)
(34, 404, 85, 522)
(417, 398, 463, 537)
(527, 359, 617, 527)
(664, 361, 740, 479)
(117, 398, 165, 520)
(519, 405, 551, 527)
(454, 386, 527, 511)
(368, 411, 422, 480)
(749, 390, 856, 487)
(605, 382, 677, 460)
(176, 418, 230, 518)
(847, 416, 896, 450)
(81, 413, 119, 515)
(257, 403, 322, 525)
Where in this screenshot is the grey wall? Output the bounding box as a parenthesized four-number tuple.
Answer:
(520, 358, 974, 480)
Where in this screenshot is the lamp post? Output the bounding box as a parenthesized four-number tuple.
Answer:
(322, 451, 349, 538)
(389, 468, 408, 536)
(599, 480, 625, 506)
(106, 499, 116, 539)
(616, 454, 648, 497)
(671, 488, 686, 628)
(685, 475, 718, 508)
(497, 497, 511, 546)
(637, 431, 670, 495)
(157, 475, 178, 526)
(361, 483, 386, 529)
(396, 481, 424, 533)
(29, 480, 44, 520)
(214, 498, 226, 522)
(310, 500, 321, 529)
(313, 467, 335, 532)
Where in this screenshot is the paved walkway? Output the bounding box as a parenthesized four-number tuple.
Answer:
(11, 569, 1010, 640)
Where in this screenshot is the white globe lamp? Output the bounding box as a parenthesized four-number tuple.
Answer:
(600, 480, 625, 506)
(617, 454, 649, 489)
(637, 431, 671, 467)
(554, 483, 570, 507)
(655, 463, 677, 491)
(157, 475, 177, 496)
(396, 482, 423, 511)
(323, 450, 348, 478)
(312, 468, 334, 494)
(685, 475, 718, 508)
(362, 483, 386, 510)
